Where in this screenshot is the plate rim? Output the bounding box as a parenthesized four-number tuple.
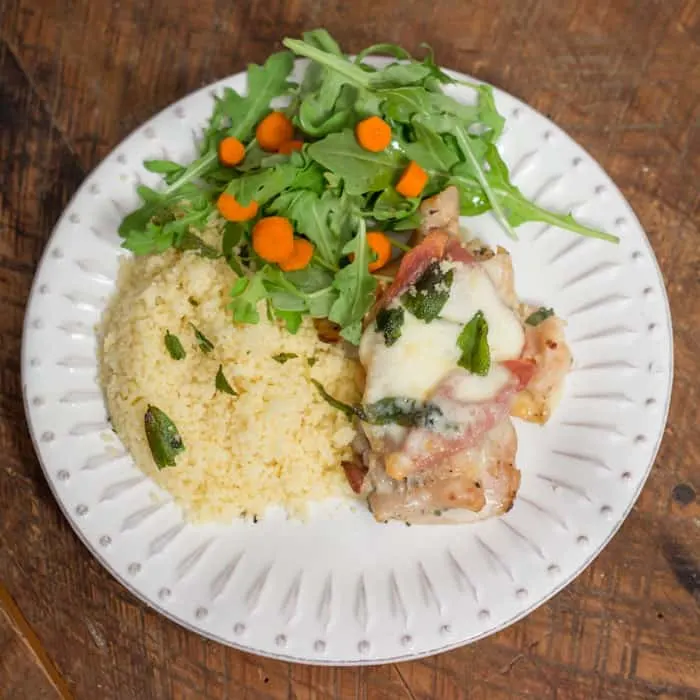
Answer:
(20, 61, 674, 665)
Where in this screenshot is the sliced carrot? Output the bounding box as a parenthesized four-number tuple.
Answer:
(279, 238, 314, 272)
(278, 139, 304, 155)
(367, 232, 393, 272)
(349, 231, 393, 272)
(217, 192, 259, 222)
(395, 160, 429, 198)
(218, 136, 246, 166)
(252, 216, 295, 263)
(256, 111, 294, 152)
(355, 116, 392, 152)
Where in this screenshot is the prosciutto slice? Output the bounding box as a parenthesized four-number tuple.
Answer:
(383, 367, 524, 479)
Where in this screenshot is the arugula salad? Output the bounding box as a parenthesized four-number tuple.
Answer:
(118, 29, 617, 345)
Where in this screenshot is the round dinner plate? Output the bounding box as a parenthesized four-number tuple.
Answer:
(21, 59, 672, 665)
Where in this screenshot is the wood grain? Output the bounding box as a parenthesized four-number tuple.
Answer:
(1, 0, 699, 698)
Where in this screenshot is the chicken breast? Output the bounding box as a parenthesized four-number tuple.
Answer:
(369, 419, 520, 524)
(510, 307, 573, 424)
(419, 185, 460, 237)
(347, 188, 571, 524)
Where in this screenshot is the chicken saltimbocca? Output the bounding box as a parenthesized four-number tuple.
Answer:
(344, 187, 572, 524)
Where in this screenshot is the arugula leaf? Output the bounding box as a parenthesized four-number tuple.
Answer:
(221, 222, 245, 256)
(119, 184, 209, 242)
(401, 120, 459, 171)
(448, 163, 491, 216)
(272, 352, 298, 364)
(381, 87, 479, 127)
(227, 152, 326, 207)
(284, 37, 372, 90)
(164, 331, 186, 360)
(121, 222, 175, 255)
(229, 272, 267, 324)
(273, 309, 304, 333)
(221, 221, 250, 276)
(391, 211, 422, 231)
(144, 159, 183, 175)
(190, 323, 214, 353)
(119, 51, 294, 251)
(270, 190, 346, 265)
(417, 43, 458, 86)
(262, 265, 336, 318)
(295, 30, 359, 137)
(375, 307, 404, 346)
(286, 32, 616, 244)
(369, 187, 420, 222)
(475, 85, 505, 142)
(457, 311, 490, 375)
(225, 161, 302, 207)
(401, 261, 454, 322)
(236, 142, 267, 171)
(202, 51, 295, 153)
(144, 159, 187, 185)
(286, 37, 455, 94)
(307, 130, 404, 195)
(453, 125, 519, 240)
(525, 307, 555, 326)
(482, 145, 619, 242)
(144, 405, 184, 470)
(328, 220, 378, 344)
(370, 62, 434, 89)
(215, 365, 238, 396)
(355, 43, 413, 64)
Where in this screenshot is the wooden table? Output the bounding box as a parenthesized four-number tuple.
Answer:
(1, 1, 698, 697)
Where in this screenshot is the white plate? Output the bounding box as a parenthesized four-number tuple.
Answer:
(21, 60, 673, 664)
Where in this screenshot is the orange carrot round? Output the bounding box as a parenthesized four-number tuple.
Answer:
(395, 160, 429, 198)
(217, 136, 246, 166)
(256, 111, 294, 152)
(252, 216, 295, 263)
(350, 231, 393, 271)
(355, 116, 392, 152)
(278, 139, 304, 155)
(217, 192, 259, 222)
(279, 238, 314, 271)
(367, 232, 393, 272)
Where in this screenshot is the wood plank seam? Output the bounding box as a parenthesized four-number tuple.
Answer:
(0, 583, 73, 698)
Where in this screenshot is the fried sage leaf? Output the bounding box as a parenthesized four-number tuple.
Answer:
(525, 307, 554, 326)
(190, 323, 214, 353)
(272, 352, 298, 364)
(456, 311, 490, 376)
(164, 331, 186, 360)
(311, 379, 356, 420)
(375, 306, 404, 346)
(215, 365, 238, 396)
(311, 380, 446, 430)
(401, 261, 454, 323)
(144, 405, 184, 470)
(362, 397, 445, 429)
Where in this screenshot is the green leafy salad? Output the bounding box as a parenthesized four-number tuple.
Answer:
(118, 29, 617, 345)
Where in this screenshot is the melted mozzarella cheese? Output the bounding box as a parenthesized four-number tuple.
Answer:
(359, 259, 526, 435)
(448, 364, 512, 402)
(361, 312, 461, 403)
(440, 265, 524, 361)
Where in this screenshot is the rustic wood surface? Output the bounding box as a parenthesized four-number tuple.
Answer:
(1, 0, 699, 698)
